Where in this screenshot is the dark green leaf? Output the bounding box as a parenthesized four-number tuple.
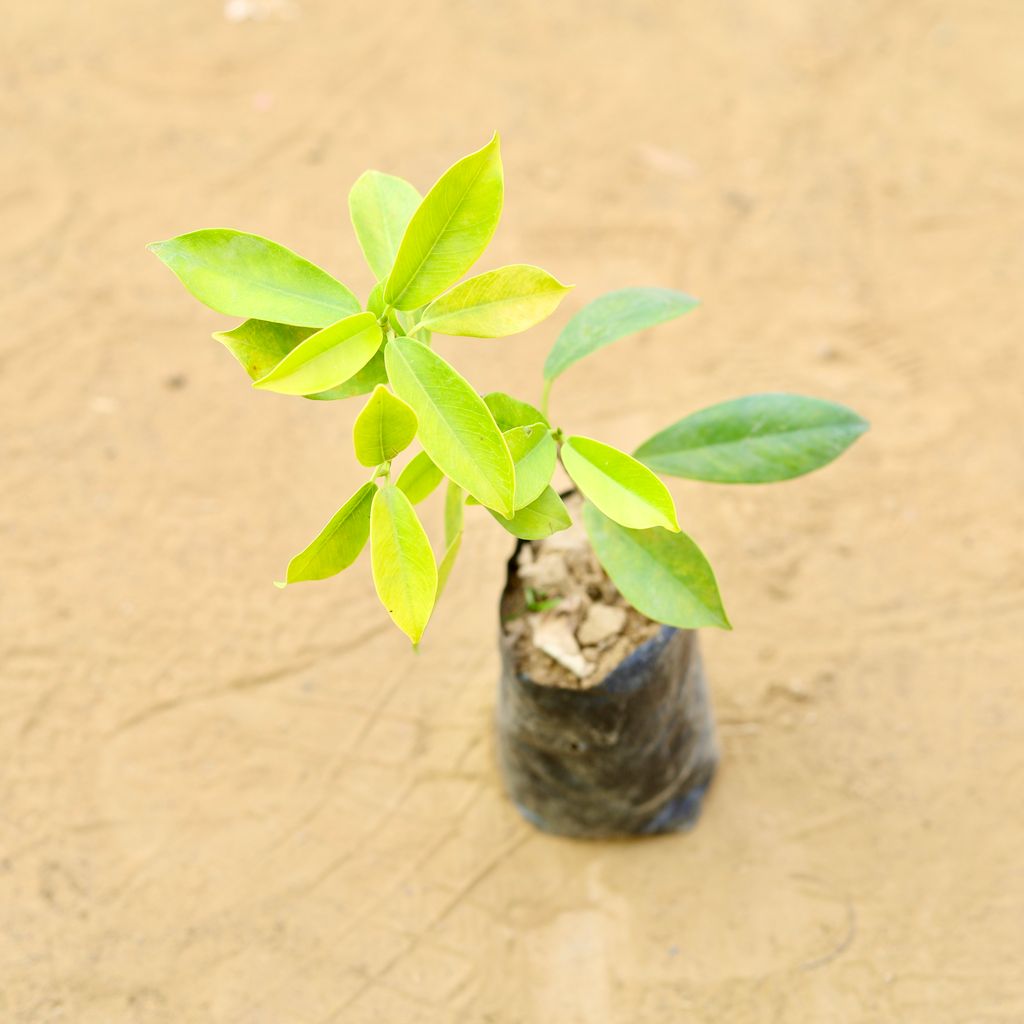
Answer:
(635, 393, 870, 483)
(543, 287, 697, 382)
(582, 502, 730, 630)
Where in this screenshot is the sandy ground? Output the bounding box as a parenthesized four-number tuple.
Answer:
(2, 0, 1023, 1020)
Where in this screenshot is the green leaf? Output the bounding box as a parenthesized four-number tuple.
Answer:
(214, 319, 386, 400)
(148, 229, 359, 328)
(352, 385, 418, 467)
(635, 393, 870, 483)
(276, 482, 375, 586)
(213, 319, 314, 381)
(436, 481, 464, 598)
(490, 486, 572, 541)
(465, 422, 554, 508)
(396, 451, 444, 505)
(387, 307, 405, 334)
(543, 287, 698, 382)
(366, 281, 386, 318)
(582, 502, 730, 630)
(305, 348, 388, 401)
(408, 307, 432, 348)
(561, 435, 679, 531)
(505, 423, 557, 509)
(483, 392, 549, 431)
(384, 134, 503, 311)
(253, 312, 382, 396)
(349, 171, 422, 281)
(417, 264, 571, 338)
(384, 337, 515, 516)
(370, 483, 437, 644)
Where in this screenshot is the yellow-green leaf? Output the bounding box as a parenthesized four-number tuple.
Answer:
(483, 392, 549, 431)
(214, 319, 314, 381)
(366, 281, 387, 318)
(490, 486, 572, 540)
(253, 312, 382, 396)
(349, 171, 422, 282)
(277, 483, 375, 586)
(417, 264, 571, 338)
(506, 423, 557, 509)
(384, 134, 503, 311)
(352, 385, 418, 467)
(370, 483, 437, 644)
(396, 451, 443, 505)
(384, 337, 515, 516)
(214, 319, 386, 401)
(305, 348, 388, 401)
(582, 502, 730, 630)
(561, 435, 679, 531)
(148, 229, 359, 328)
(465, 421, 555, 509)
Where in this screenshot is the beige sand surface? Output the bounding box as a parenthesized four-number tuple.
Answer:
(2, 1, 1022, 1020)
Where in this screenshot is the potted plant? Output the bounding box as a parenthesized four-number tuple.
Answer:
(149, 134, 868, 839)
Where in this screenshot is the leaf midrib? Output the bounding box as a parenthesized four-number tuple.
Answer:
(642, 421, 866, 459)
(175, 245, 354, 316)
(393, 345, 510, 513)
(376, 398, 387, 463)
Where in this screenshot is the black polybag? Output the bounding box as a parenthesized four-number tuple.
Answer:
(497, 546, 718, 838)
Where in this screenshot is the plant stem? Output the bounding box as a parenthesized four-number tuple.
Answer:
(540, 378, 552, 419)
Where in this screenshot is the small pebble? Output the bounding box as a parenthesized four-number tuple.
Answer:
(577, 603, 627, 646)
(518, 552, 570, 590)
(530, 616, 592, 679)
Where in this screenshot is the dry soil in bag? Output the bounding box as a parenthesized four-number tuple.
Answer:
(497, 539, 718, 838)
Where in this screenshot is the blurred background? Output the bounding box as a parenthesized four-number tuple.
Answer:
(2, 1, 1022, 1020)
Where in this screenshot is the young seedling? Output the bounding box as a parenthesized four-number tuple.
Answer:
(150, 134, 868, 646)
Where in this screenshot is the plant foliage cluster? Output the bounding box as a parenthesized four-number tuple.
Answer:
(151, 135, 868, 644)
